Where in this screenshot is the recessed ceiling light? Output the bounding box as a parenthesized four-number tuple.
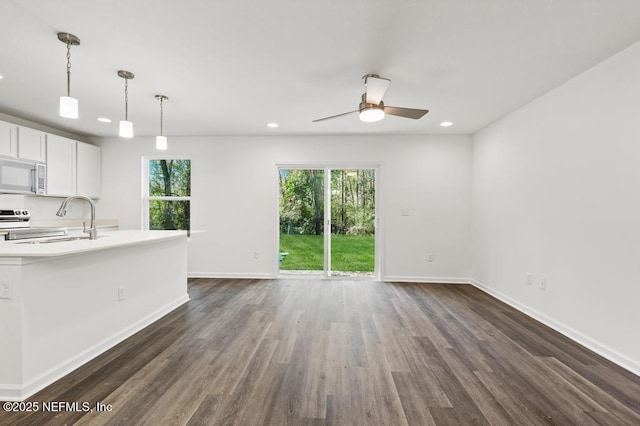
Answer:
(97, 117, 112, 123)
(267, 122, 279, 128)
(0, 75, 4, 80)
(440, 121, 453, 127)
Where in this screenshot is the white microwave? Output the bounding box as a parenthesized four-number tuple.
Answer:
(0, 158, 46, 195)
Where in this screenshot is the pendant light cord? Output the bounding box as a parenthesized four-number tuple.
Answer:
(66, 40, 72, 97)
(124, 78, 129, 120)
(160, 97, 164, 136)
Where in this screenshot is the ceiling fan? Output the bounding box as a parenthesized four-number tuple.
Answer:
(313, 74, 429, 123)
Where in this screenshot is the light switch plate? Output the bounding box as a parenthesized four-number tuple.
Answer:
(0, 281, 12, 299)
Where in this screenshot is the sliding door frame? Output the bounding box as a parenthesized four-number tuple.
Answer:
(276, 162, 382, 280)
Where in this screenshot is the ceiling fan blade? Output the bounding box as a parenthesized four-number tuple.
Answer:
(383, 106, 429, 119)
(365, 76, 391, 105)
(312, 110, 359, 122)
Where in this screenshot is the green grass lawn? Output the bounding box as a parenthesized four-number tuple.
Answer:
(279, 234, 374, 272)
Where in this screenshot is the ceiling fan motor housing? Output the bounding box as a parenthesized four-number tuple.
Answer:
(359, 93, 383, 111)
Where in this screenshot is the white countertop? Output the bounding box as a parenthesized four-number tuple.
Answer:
(0, 230, 187, 257)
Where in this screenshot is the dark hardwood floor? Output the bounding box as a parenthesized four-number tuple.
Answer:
(2, 278, 639, 425)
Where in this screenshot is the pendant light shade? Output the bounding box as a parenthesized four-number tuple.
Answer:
(155, 94, 169, 150)
(59, 96, 78, 119)
(117, 70, 134, 138)
(119, 120, 134, 138)
(155, 136, 168, 150)
(57, 32, 80, 119)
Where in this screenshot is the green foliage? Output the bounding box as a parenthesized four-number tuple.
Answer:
(148, 159, 191, 230)
(279, 169, 324, 235)
(330, 169, 375, 235)
(279, 234, 374, 272)
(279, 169, 376, 237)
(149, 159, 191, 196)
(149, 200, 190, 230)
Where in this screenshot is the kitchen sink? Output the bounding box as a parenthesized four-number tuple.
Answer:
(16, 236, 107, 244)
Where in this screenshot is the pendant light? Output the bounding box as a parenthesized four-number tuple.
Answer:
(117, 70, 134, 138)
(57, 32, 80, 119)
(155, 95, 168, 150)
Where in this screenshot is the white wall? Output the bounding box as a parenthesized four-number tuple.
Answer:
(471, 41, 640, 374)
(96, 135, 472, 281)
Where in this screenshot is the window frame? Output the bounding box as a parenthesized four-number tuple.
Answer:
(142, 156, 192, 230)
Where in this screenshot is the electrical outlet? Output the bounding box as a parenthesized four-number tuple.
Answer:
(427, 253, 434, 262)
(0, 281, 11, 299)
(118, 287, 125, 301)
(539, 277, 546, 291)
(253, 252, 259, 260)
(526, 274, 532, 286)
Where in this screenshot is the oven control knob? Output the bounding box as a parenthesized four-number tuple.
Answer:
(15, 211, 21, 215)
(22, 210, 29, 215)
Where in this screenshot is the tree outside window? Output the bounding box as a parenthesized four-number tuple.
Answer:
(147, 159, 191, 230)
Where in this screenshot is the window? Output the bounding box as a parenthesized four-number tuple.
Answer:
(145, 159, 191, 230)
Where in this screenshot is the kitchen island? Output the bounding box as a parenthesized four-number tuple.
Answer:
(0, 230, 189, 401)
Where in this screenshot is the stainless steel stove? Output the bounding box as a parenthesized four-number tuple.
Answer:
(0, 209, 31, 229)
(0, 209, 68, 240)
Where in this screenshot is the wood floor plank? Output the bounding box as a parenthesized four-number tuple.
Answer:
(435, 345, 515, 425)
(371, 313, 412, 372)
(1, 278, 639, 426)
(541, 357, 640, 424)
(391, 371, 438, 425)
(395, 335, 452, 408)
(207, 338, 280, 425)
(362, 342, 409, 425)
(391, 296, 453, 347)
(473, 370, 547, 426)
(186, 394, 226, 426)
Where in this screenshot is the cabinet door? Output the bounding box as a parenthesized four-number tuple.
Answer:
(0, 120, 18, 158)
(17, 127, 46, 162)
(46, 135, 77, 196)
(76, 142, 101, 198)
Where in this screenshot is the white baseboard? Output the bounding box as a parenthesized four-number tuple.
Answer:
(0, 295, 190, 402)
(0, 384, 23, 401)
(383, 275, 472, 284)
(188, 272, 274, 279)
(470, 279, 640, 377)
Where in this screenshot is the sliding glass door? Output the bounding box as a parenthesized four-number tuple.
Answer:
(279, 168, 325, 275)
(329, 169, 375, 277)
(278, 166, 378, 278)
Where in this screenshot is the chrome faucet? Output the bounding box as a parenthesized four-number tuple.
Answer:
(56, 195, 98, 240)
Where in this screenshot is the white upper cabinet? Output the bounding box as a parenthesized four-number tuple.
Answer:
(46, 135, 77, 197)
(17, 127, 46, 162)
(0, 119, 101, 198)
(0, 120, 18, 158)
(76, 142, 101, 198)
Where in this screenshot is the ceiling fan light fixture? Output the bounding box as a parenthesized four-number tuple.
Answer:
(57, 32, 80, 119)
(359, 106, 385, 123)
(313, 74, 428, 123)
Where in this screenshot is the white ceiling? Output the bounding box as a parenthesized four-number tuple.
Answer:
(2, 0, 640, 138)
